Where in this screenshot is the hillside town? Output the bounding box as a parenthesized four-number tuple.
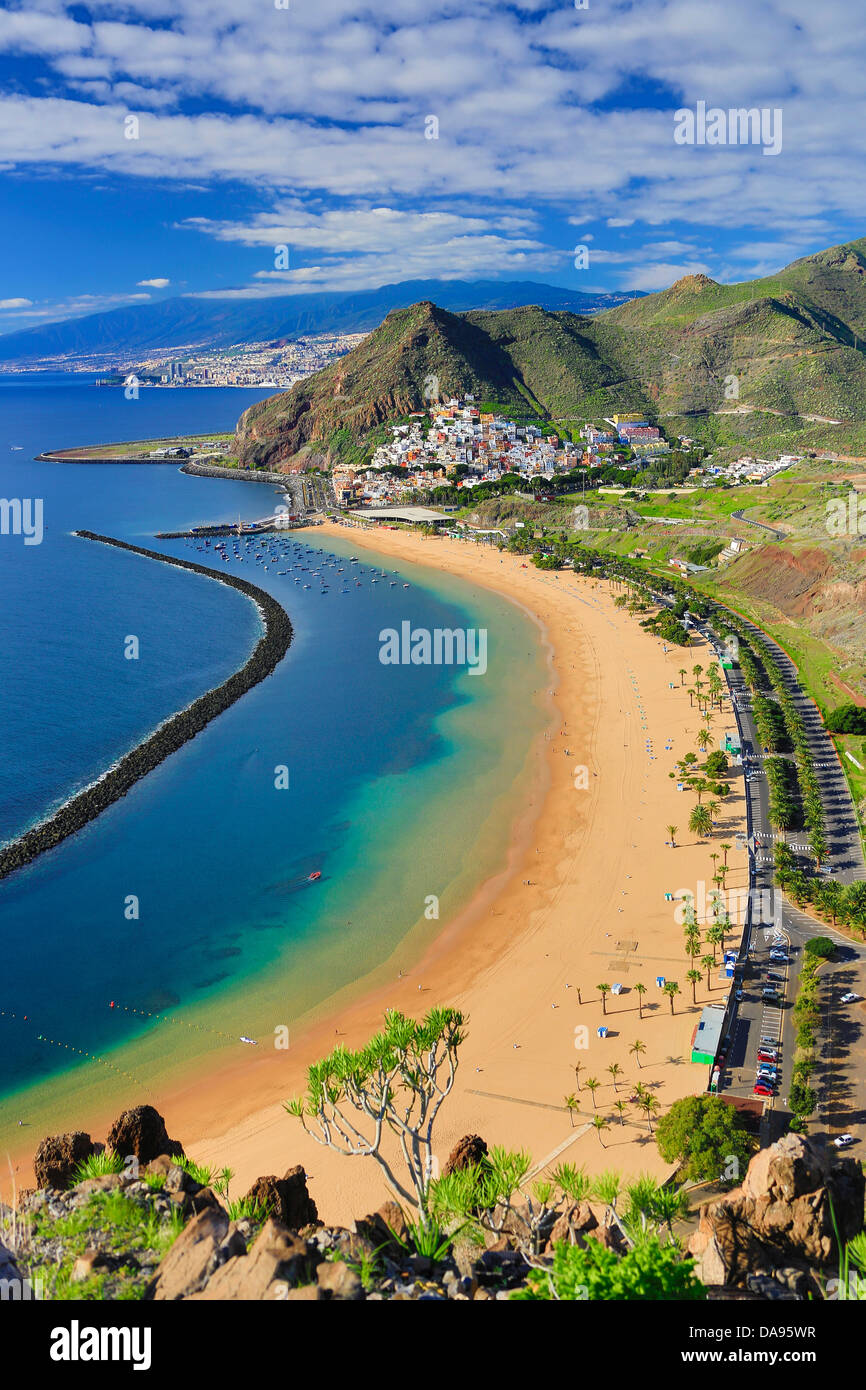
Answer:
(331, 401, 680, 506)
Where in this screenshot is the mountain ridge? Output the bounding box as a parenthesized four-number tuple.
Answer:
(0, 279, 641, 364)
(234, 237, 866, 470)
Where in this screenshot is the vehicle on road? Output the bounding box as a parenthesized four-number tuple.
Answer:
(766, 971, 785, 983)
(834, 1134, 855, 1148)
(735, 989, 744, 1001)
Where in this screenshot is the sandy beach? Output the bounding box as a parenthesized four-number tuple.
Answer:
(8, 527, 747, 1223)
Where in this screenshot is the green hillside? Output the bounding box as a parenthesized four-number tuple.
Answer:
(235, 238, 866, 470)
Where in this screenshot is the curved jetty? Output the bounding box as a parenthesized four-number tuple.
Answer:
(0, 531, 293, 883)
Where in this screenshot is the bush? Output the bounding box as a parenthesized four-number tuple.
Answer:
(655, 1095, 751, 1184)
(826, 704, 866, 735)
(512, 1235, 705, 1301)
(804, 936, 835, 960)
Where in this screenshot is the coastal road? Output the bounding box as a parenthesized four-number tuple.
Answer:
(697, 608, 866, 1155)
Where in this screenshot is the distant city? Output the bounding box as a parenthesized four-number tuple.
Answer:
(39, 333, 367, 387)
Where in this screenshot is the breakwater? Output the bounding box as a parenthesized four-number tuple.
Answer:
(0, 531, 293, 883)
(181, 461, 290, 485)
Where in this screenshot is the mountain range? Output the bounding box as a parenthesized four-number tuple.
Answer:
(0, 280, 638, 365)
(234, 237, 866, 470)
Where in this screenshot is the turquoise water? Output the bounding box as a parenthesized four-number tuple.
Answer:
(0, 375, 546, 1141)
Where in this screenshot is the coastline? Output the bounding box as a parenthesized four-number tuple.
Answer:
(5, 527, 747, 1224)
(0, 532, 293, 882)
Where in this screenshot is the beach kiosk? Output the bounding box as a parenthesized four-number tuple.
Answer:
(691, 1004, 726, 1067)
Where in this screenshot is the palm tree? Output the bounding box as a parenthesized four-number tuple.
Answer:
(663, 980, 680, 1014)
(597, 982, 611, 1015)
(667, 824, 678, 848)
(629, 1039, 646, 1068)
(573, 1062, 583, 1091)
(607, 1062, 622, 1092)
(686, 968, 701, 1003)
(639, 1094, 660, 1133)
(720, 841, 732, 868)
(585, 1077, 600, 1109)
(634, 982, 647, 1018)
(678, 667, 687, 686)
(689, 804, 713, 839)
(564, 1094, 579, 1128)
(613, 1099, 629, 1126)
(591, 1115, 609, 1147)
(696, 728, 710, 753)
(706, 923, 725, 960)
(701, 953, 716, 990)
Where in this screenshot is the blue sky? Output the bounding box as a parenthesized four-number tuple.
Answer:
(1, 0, 865, 334)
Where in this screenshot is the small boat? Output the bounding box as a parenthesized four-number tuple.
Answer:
(308, 870, 322, 881)
(239, 1036, 259, 1046)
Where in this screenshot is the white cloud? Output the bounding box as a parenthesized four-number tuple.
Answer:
(137, 277, 170, 288)
(0, 297, 33, 308)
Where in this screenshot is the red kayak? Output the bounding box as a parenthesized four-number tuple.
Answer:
(308, 871, 322, 881)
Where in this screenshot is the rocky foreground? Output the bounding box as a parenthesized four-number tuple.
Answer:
(2, 1106, 863, 1301)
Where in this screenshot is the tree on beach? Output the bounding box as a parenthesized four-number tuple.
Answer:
(585, 1077, 600, 1109)
(634, 983, 647, 1018)
(706, 923, 725, 960)
(689, 804, 713, 839)
(613, 1099, 629, 1126)
(678, 668, 687, 686)
(667, 824, 678, 848)
(701, 954, 716, 990)
(607, 1062, 622, 1091)
(597, 982, 611, 1015)
(686, 968, 702, 1004)
(565, 1094, 580, 1127)
(656, 1095, 751, 1184)
(663, 981, 680, 1014)
(629, 1039, 646, 1068)
(720, 841, 732, 868)
(696, 728, 710, 753)
(285, 1005, 465, 1218)
(573, 1061, 584, 1091)
(639, 1094, 660, 1133)
(591, 1115, 609, 1147)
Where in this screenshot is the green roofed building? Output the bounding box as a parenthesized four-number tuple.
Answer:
(690, 1005, 726, 1066)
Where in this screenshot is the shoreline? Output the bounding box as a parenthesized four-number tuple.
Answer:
(0, 531, 293, 883)
(5, 528, 747, 1224)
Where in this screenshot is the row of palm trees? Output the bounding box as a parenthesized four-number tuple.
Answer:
(596, 980, 681, 1014)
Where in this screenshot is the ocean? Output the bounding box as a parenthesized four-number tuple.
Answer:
(0, 374, 546, 1146)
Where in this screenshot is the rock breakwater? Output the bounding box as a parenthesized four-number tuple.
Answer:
(0, 531, 293, 882)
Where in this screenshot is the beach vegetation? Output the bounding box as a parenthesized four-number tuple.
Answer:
(655, 1095, 752, 1183)
(511, 1233, 705, 1301)
(285, 1006, 465, 1219)
(68, 1151, 126, 1185)
(430, 1147, 591, 1263)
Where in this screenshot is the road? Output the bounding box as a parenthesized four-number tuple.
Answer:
(696, 607, 866, 1154)
(730, 509, 785, 542)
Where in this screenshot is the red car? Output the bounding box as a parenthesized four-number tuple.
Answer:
(757, 1050, 778, 1064)
(754, 1082, 773, 1097)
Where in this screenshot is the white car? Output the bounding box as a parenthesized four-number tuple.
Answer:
(840, 992, 860, 1004)
(834, 1134, 855, 1148)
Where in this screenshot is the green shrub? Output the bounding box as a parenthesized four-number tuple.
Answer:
(513, 1236, 705, 1301)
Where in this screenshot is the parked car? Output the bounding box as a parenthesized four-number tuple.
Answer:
(735, 989, 744, 1001)
(754, 1082, 774, 1097)
(840, 992, 860, 1004)
(766, 971, 785, 983)
(834, 1134, 855, 1148)
(762, 987, 782, 1000)
(757, 1050, 778, 1064)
